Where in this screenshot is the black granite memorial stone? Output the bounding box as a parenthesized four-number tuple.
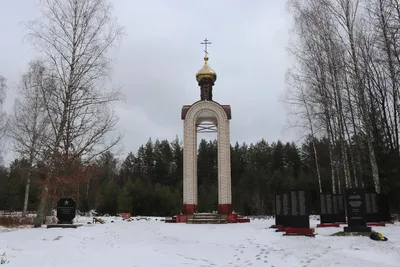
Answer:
(344, 188, 371, 233)
(335, 194, 346, 223)
(275, 194, 283, 226)
(57, 198, 76, 224)
(364, 193, 380, 222)
(289, 190, 310, 228)
(281, 192, 292, 228)
(332, 195, 339, 214)
(320, 194, 327, 214)
(378, 194, 392, 222)
(320, 193, 336, 223)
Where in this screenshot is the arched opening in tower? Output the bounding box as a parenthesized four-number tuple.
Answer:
(196, 117, 218, 212)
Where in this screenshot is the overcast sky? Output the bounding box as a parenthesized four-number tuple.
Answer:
(0, 0, 297, 163)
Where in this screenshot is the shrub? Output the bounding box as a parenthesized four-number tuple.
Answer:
(0, 215, 57, 227)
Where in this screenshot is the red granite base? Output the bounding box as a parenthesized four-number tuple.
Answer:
(183, 204, 197, 214)
(284, 227, 315, 237)
(227, 213, 238, 223)
(275, 225, 287, 233)
(218, 204, 232, 214)
(277, 225, 287, 231)
(238, 217, 251, 223)
(226, 214, 250, 223)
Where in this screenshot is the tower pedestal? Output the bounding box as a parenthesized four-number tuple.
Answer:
(218, 204, 232, 214)
(183, 204, 197, 215)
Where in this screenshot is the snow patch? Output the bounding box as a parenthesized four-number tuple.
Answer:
(0, 217, 399, 266)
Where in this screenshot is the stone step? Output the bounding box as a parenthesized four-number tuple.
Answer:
(187, 213, 228, 224)
(187, 220, 227, 224)
(191, 215, 220, 219)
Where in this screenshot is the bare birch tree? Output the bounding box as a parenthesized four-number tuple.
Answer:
(25, 0, 124, 227)
(285, 71, 323, 193)
(285, 0, 398, 195)
(326, 0, 381, 193)
(7, 60, 50, 217)
(0, 75, 8, 163)
(286, 0, 341, 193)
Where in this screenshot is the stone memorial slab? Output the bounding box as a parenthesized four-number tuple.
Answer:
(275, 194, 282, 216)
(320, 193, 336, 224)
(365, 193, 372, 214)
(344, 188, 371, 233)
(326, 194, 333, 214)
(274, 194, 283, 226)
(333, 195, 339, 214)
(378, 193, 392, 222)
(335, 194, 346, 223)
(283, 193, 290, 216)
(299, 190, 307, 215)
(56, 198, 76, 224)
(371, 194, 378, 213)
(289, 190, 310, 229)
(291, 191, 298, 215)
(281, 192, 292, 228)
(365, 192, 381, 222)
(320, 194, 327, 214)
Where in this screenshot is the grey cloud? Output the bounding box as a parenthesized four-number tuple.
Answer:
(0, 0, 297, 163)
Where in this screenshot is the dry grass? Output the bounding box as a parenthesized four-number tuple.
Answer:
(0, 215, 57, 228)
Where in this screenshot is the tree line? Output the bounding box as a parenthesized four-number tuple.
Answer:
(285, 0, 400, 211)
(0, 136, 398, 217)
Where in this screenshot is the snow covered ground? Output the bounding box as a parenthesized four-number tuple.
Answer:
(1, 216, 400, 267)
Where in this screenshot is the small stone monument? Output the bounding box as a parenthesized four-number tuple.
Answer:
(47, 198, 82, 229)
(344, 188, 371, 233)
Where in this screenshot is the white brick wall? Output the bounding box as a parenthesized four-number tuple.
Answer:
(183, 101, 232, 206)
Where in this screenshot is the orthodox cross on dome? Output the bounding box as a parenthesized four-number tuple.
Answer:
(201, 38, 212, 57)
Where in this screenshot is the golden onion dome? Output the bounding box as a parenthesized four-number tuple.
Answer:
(196, 56, 217, 83)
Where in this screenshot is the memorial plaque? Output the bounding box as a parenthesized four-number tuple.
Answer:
(332, 195, 339, 214)
(371, 193, 378, 213)
(320, 193, 336, 223)
(320, 194, 333, 215)
(335, 194, 346, 223)
(344, 188, 371, 232)
(326, 194, 333, 214)
(283, 193, 290, 216)
(365, 193, 372, 213)
(320, 194, 327, 214)
(365, 192, 382, 222)
(338, 194, 344, 211)
(277, 192, 292, 228)
(288, 190, 310, 228)
(378, 193, 392, 222)
(291, 191, 298, 215)
(299, 191, 306, 215)
(57, 198, 76, 224)
(275, 194, 282, 216)
(274, 194, 283, 226)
